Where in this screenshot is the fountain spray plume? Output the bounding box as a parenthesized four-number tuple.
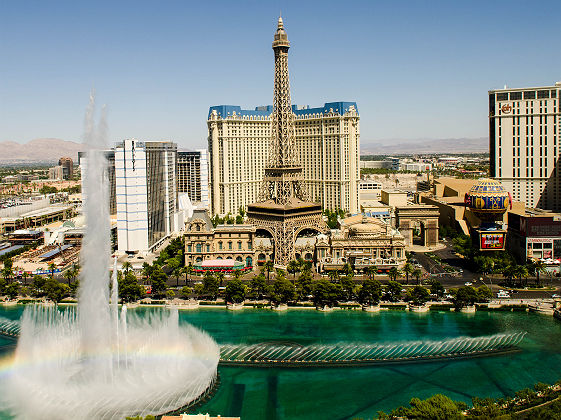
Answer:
(79, 91, 112, 378)
(1, 92, 220, 420)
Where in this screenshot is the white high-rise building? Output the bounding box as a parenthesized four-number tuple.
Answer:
(489, 82, 561, 211)
(177, 149, 209, 208)
(115, 139, 177, 253)
(208, 102, 360, 216)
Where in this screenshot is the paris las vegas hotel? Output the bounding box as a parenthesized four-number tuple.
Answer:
(207, 102, 360, 216)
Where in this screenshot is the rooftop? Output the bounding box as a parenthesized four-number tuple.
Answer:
(208, 102, 359, 120)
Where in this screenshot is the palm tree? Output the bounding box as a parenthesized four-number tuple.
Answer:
(328, 270, 340, 283)
(388, 267, 401, 282)
(185, 263, 194, 286)
(263, 260, 274, 284)
(514, 265, 529, 288)
(287, 260, 300, 280)
(364, 266, 378, 281)
(21, 271, 29, 286)
(403, 263, 414, 285)
(47, 262, 57, 278)
(122, 261, 132, 274)
(63, 269, 73, 286)
(173, 267, 182, 287)
(216, 271, 225, 288)
(342, 262, 354, 278)
(530, 260, 547, 286)
(412, 268, 422, 285)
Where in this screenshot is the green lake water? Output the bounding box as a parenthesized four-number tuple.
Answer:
(2, 306, 561, 419)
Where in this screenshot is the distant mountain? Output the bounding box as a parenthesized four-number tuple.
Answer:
(361, 137, 488, 155)
(0, 138, 82, 163)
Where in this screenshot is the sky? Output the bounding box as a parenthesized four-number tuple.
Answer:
(0, 0, 560, 150)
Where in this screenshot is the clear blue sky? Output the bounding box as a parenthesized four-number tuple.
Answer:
(1, 0, 559, 149)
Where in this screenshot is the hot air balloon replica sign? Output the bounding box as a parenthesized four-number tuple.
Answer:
(464, 178, 512, 251)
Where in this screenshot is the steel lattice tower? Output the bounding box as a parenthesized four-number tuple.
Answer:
(247, 17, 327, 267)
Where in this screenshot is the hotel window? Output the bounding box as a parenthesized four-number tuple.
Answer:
(238, 241, 242, 250)
(228, 241, 232, 250)
(196, 244, 202, 253)
(187, 245, 192, 252)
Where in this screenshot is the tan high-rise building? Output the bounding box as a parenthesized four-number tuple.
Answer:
(208, 102, 360, 216)
(489, 82, 561, 211)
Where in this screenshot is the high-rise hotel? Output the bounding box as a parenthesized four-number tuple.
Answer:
(208, 102, 360, 216)
(115, 140, 178, 253)
(489, 82, 561, 211)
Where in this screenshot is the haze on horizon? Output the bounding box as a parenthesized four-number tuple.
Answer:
(1, 0, 559, 150)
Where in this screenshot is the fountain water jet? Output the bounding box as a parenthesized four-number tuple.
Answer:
(1, 93, 219, 419)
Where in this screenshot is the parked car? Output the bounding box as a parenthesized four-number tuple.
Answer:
(497, 290, 510, 298)
(464, 282, 473, 286)
(552, 294, 560, 298)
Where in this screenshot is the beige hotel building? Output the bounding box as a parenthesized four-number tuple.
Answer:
(489, 82, 561, 211)
(207, 102, 360, 216)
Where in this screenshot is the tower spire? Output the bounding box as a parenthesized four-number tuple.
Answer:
(247, 17, 327, 266)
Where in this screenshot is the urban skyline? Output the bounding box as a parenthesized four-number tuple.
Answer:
(1, 0, 560, 149)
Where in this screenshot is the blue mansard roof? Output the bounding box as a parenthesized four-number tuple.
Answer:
(208, 102, 358, 119)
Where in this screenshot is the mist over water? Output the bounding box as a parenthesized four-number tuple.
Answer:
(1, 93, 220, 419)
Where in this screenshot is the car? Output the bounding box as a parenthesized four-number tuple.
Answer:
(464, 282, 473, 286)
(552, 294, 560, 298)
(415, 264, 423, 269)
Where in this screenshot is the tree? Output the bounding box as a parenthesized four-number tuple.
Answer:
(216, 271, 225, 288)
(21, 271, 29, 286)
(225, 278, 246, 304)
(0, 278, 6, 296)
(63, 269, 73, 286)
(357, 278, 382, 306)
(340, 275, 355, 302)
(529, 259, 547, 286)
(150, 266, 168, 298)
(295, 270, 313, 300)
(47, 262, 57, 278)
(409, 285, 430, 306)
(287, 260, 300, 280)
(430, 280, 445, 300)
(364, 266, 378, 281)
(180, 286, 192, 299)
(250, 273, 267, 300)
(43, 278, 70, 303)
(185, 263, 194, 286)
(476, 285, 493, 302)
(141, 262, 153, 281)
(388, 267, 401, 282)
(515, 264, 529, 288)
(194, 283, 204, 298)
(233, 269, 243, 280)
(203, 271, 219, 300)
(341, 262, 354, 278)
(119, 271, 144, 302)
(453, 286, 478, 309)
(328, 270, 340, 283)
(403, 263, 414, 285)
(32, 275, 46, 297)
(312, 279, 342, 308)
(385, 280, 402, 302)
(412, 268, 422, 285)
(405, 394, 466, 420)
(271, 277, 297, 304)
(122, 261, 133, 274)
(263, 260, 274, 284)
(6, 282, 19, 300)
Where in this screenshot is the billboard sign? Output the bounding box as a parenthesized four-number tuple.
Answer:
(480, 232, 505, 250)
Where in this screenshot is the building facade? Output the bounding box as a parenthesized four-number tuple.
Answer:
(184, 209, 269, 268)
(115, 140, 177, 253)
(489, 82, 561, 211)
(58, 157, 74, 179)
(78, 150, 117, 215)
(177, 150, 209, 207)
(507, 209, 561, 263)
(208, 102, 360, 216)
(316, 215, 406, 272)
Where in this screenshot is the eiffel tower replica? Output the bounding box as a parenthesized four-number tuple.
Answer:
(247, 17, 327, 267)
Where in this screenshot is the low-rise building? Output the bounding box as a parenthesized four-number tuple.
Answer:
(316, 215, 406, 272)
(507, 209, 561, 265)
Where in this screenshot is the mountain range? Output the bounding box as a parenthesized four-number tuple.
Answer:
(0, 138, 82, 164)
(0, 136, 489, 164)
(361, 137, 488, 155)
